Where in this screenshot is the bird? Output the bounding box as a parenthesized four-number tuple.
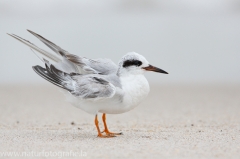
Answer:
(8, 30, 168, 138)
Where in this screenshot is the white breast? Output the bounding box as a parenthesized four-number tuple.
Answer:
(120, 74, 150, 111)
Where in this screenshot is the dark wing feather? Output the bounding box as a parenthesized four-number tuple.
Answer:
(32, 65, 71, 91)
(33, 63, 116, 99)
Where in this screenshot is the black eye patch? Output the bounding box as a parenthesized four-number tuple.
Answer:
(123, 60, 142, 68)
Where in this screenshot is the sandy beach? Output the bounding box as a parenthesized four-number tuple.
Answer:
(0, 84, 239, 158)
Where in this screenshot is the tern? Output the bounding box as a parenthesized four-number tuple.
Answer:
(8, 30, 168, 138)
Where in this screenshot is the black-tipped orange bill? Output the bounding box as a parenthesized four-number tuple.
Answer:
(143, 65, 168, 74)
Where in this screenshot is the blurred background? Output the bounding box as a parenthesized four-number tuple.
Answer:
(1, 2, 240, 157)
(1, 0, 240, 85)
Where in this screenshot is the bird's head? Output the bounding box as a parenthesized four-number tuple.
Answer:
(117, 52, 168, 76)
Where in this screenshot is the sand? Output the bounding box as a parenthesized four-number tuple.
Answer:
(0, 84, 239, 159)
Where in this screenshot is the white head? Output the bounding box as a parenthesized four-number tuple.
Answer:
(117, 52, 168, 76)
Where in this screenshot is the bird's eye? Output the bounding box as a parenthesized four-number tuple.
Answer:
(136, 61, 142, 66)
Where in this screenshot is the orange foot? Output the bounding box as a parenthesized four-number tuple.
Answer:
(102, 130, 123, 136)
(101, 113, 123, 137)
(98, 133, 116, 138)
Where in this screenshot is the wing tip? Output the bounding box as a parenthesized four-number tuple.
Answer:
(27, 29, 40, 37)
(27, 29, 33, 34)
(6, 33, 13, 37)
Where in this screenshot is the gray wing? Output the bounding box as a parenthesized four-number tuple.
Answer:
(7, 33, 61, 62)
(27, 30, 118, 75)
(71, 75, 116, 99)
(66, 54, 118, 75)
(8, 30, 118, 75)
(33, 61, 116, 100)
(27, 29, 70, 57)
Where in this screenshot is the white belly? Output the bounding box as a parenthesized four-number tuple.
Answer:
(62, 74, 150, 114)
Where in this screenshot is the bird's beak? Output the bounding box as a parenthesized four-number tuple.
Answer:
(143, 65, 168, 74)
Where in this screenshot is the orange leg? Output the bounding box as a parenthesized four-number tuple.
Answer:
(102, 113, 122, 136)
(94, 115, 115, 138)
